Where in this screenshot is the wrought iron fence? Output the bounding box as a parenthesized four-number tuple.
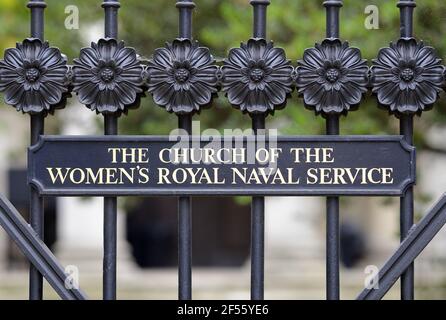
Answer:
(0, 0, 445, 301)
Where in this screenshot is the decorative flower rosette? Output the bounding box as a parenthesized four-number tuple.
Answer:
(0, 38, 70, 115)
(146, 38, 219, 115)
(72, 38, 145, 115)
(221, 38, 294, 115)
(296, 38, 369, 116)
(371, 38, 445, 116)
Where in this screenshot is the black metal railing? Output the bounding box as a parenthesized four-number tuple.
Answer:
(0, 0, 444, 301)
(250, 0, 268, 301)
(0, 194, 87, 300)
(176, 0, 194, 301)
(324, 0, 342, 301)
(27, 0, 46, 301)
(102, 0, 120, 301)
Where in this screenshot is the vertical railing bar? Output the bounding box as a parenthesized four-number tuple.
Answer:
(400, 114, 414, 300)
(250, 0, 269, 301)
(29, 116, 44, 300)
(27, 0, 47, 301)
(178, 116, 192, 301)
(323, 0, 342, 300)
(252, 0, 268, 39)
(398, 0, 416, 300)
(251, 115, 266, 301)
(102, 0, 120, 301)
(325, 0, 341, 38)
(176, 0, 194, 301)
(326, 115, 340, 300)
(399, 0, 415, 39)
(29, 0, 45, 40)
(178, 0, 193, 39)
(104, 0, 119, 39)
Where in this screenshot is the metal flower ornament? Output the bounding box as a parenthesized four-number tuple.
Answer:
(72, 38, 145, 115)
(371, 38, 445, 116)
(221, 38, 294, 115)
(296, 38, 369, 116)
(146, 38, 219, 115)
(0, 38, 69, 115)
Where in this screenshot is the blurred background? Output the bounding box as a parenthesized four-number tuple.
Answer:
(1, 0, 446, 299)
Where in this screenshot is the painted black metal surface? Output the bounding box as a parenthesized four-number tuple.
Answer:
(1, 0, 446, 302)
(28, 135, 415, 197)
(248, 0, 270, 301)
(371, 38, 444, 116)
(221, 38, 293, 115)
(147, 38, 218, 115)
(368, 0, 445, 301)
(357, 193, 446, 300)
(296, 38, 368, 117)
(72, 38, 145, 116)
(0, 193, 87, 300)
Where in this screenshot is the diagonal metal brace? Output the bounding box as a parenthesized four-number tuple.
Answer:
(357, 194, 446, 300)
(0, 194, 87, 300)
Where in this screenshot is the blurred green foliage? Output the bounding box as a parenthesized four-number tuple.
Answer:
(0, 0, 445, 147)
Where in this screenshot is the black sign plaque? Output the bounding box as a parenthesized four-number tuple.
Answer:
(28, 135, 415, 197)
